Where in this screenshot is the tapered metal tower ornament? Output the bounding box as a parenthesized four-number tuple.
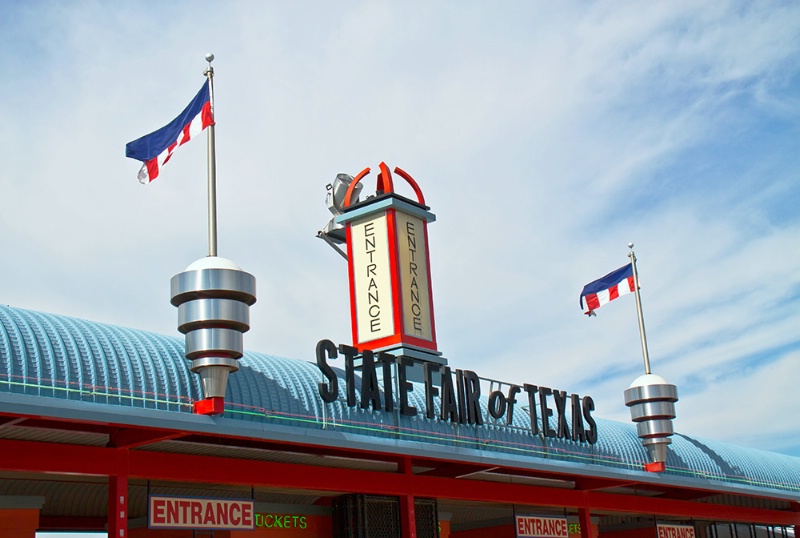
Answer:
(169, 54, 257, 415)
(171, 256, 256, 415)
(622, 243, 678, 472)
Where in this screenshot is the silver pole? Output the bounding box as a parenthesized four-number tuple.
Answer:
(204, 53, 218, 257)
(628, 243, 651, 374)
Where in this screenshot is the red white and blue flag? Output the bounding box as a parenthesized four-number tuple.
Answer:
(125, 82, 213, 184)
(580, 263, 634, 315)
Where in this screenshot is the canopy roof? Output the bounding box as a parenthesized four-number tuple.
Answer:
(1, 304, 798, 502)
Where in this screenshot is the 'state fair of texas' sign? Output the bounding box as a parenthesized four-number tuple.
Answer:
(315, 340, 599, 445)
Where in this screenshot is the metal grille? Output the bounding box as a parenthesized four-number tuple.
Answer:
(332, 494, 360, 538)
(415, 498, 439, 538)
(365, 496, 400, 538)
(333, 494, 438, 538)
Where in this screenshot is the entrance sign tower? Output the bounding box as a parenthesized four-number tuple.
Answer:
(335, 162, 444, 367)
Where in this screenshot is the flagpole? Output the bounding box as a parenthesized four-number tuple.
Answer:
(204, 53, 218, 257)
(628, 243, 651, 374)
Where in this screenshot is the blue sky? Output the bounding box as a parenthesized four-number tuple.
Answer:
(1, 0, 799, 465)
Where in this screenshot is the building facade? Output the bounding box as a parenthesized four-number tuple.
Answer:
(0, 305, 798, 537)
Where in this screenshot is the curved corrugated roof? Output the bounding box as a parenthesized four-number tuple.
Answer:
(1, 304, 799, 497)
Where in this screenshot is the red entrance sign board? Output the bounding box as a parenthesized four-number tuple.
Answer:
(516, 516, 569, 538)
(149, 495, 255, 530)
(658, 524, 696, 538)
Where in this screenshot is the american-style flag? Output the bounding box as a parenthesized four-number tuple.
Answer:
(125, 82, 213, 184)
(580, 263, 634, 315)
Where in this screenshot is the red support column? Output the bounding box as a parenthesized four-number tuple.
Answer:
(579, 505, 594, 538)
(400, 494, 417, 538)
(107, 449, 129, 538)
(399, 458, 417, 538)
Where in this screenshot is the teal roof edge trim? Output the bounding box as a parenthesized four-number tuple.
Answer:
(1, 304, 798, 498)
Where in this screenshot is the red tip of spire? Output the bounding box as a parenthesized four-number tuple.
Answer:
(644, 461, 666, 473)
(193, 397, 225, 415)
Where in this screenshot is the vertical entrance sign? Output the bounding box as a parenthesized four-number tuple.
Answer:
(349, 212, 394, 341)
(396, 210, 434, 342)
(336, 163, 440, 361)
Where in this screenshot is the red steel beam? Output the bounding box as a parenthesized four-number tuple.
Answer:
(1, 438, 798, 525)
(0, 416, 724, 503)
(127, 446, 800, 525)
(585, 490, 800, 523)
(9, 417, 114, 434)
(107, 428, 185, 449)
(178, 433, 399, 464)
(573, 477, 637, 491)
(419, 462, 497, 478)
(0, 438, 117, 476)
(0, 416, 26, 429)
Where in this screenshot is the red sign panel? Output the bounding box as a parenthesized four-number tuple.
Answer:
(516, 516, 569, 538)
(658, 524, 696, 538)
(149, 495, 255, 530)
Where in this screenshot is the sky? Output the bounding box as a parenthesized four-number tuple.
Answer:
(1, 0, 799, 473)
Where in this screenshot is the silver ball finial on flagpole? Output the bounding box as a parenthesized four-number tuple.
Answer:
(204, 54, 215, 77)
